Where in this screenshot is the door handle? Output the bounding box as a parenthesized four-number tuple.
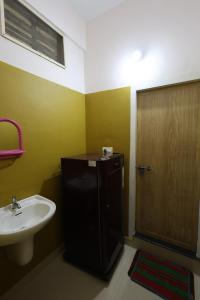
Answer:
(136, 165, 152, 174)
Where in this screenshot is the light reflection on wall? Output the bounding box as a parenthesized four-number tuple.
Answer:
(119, 49, 163, 89)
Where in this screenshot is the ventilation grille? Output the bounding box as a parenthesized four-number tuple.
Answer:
(4, 0, 65, 65)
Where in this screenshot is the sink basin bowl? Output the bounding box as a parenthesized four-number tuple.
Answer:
(0, 195, 56, 247)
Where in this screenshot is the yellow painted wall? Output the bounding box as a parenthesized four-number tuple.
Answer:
(0, 61, 86, 296)
(0, 63, 131, 295)
(85, 87, 130, 234)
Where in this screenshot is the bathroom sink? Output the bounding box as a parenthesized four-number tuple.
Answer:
(0, 195, 56, 247)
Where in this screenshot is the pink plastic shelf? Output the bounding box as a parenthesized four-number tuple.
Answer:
(0, 118, 25, 159)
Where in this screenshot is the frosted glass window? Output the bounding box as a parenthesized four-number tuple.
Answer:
(2, 0, 65, 66)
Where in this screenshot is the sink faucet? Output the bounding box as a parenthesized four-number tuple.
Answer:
(11, 196, 21, 210)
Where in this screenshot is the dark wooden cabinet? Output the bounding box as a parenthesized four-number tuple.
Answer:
(61, 153, 124, 278)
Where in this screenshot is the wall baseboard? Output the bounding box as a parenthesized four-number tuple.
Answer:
(135, 232, 196, 259)
(1, 244, 64, 300)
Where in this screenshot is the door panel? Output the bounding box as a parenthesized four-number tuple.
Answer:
(99, 156, 123, 269)
(136, 82, 200, 251)
(61, 159, 101, 269)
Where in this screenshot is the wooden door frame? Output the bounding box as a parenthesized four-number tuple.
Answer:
(128, 81, 200, 258)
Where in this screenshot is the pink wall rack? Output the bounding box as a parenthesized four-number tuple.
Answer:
(0, 118, 24, 159)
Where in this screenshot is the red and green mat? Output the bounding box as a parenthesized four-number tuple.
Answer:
(128, 250, 194, 300)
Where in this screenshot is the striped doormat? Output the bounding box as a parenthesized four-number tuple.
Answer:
(128, 250, 194, 300)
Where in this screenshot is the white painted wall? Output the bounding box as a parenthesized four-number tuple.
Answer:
(68, 0, 125, 21)
(0, 0, 86, 93)
(86, 0, 200, 93)
(85, 0, 200, 236)
(29, 0, 86, 50)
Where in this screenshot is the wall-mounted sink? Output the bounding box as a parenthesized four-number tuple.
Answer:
(0, 195, 56, 265)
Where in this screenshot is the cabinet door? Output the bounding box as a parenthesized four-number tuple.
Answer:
(99, 156, 123, 271)
(61, 159, 102, 270)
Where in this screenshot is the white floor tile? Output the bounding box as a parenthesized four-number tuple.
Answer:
(1, 245, 199, 300)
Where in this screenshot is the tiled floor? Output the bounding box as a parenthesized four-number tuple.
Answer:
(1, 245, 200, 300)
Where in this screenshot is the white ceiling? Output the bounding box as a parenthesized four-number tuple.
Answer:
(68, 0, 125, 21)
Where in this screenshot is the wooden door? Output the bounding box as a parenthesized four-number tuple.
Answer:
(136, 81, 200, 251)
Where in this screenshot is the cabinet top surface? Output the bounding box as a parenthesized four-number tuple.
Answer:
(61, 153, 121, 161)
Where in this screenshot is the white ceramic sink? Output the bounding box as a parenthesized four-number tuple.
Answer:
(0, 195, 56, 247)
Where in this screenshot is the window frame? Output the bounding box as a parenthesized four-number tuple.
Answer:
(0, 0, 66, 68)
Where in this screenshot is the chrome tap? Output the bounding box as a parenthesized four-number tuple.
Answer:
(11, 196, 21, 210)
